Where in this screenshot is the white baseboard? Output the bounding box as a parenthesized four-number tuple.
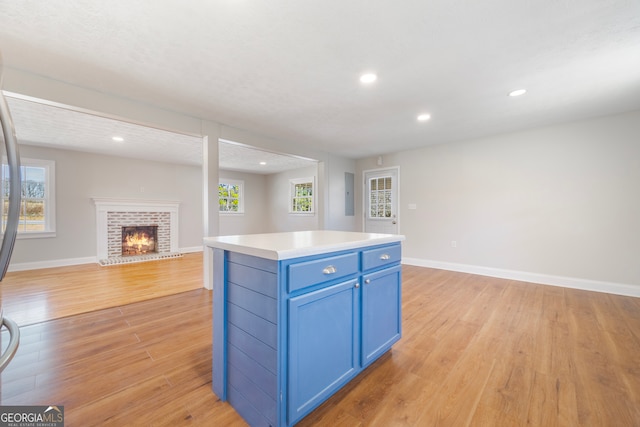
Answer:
(10, 251, 637, 298)
(180, 246, 205, 254)
(7, 246, 205, 273)
(402, 257, 640, 298)
(8, 256, 98, 272)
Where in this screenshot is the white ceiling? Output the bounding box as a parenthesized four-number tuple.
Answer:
(1, 1, 639, 161)
(4, 94, 316, 173)
(218, 139, 317, 174)
(4, 95, 204, 165)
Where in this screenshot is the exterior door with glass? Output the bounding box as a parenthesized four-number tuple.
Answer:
(364, 168, 399, 234)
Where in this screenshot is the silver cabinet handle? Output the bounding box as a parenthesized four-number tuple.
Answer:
(354, 283, 360, 288)
(322, 265, 337, 275)
(365, 279, 371, 284)
(380, 254, 391, 260)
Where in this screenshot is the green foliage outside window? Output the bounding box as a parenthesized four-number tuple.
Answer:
(292, 182, 313, 213)
(219, 183, 241, 212)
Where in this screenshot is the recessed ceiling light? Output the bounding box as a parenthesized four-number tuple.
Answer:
(259, 161, 267, 166)
(508, 89, 527, 97)
(360, 73, 377, 84)
(417, 113, 431, 122)
(112, 136, 124, 142)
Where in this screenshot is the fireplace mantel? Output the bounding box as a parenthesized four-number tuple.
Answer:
(93, 198, 181, 212)
(93, 198, 180, 263)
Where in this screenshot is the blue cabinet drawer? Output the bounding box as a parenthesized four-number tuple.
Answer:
(361, 244, 401, 271)
(288, 252, 358, 293)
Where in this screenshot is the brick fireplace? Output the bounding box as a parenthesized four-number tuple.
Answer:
(93, 198, 181, 265)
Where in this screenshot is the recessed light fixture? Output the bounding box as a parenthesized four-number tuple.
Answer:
(259, 161, 267, 166)
(112, 136, 124, 142)
(417, 113, 431, 122)
(508, 89, 527, 97)
(360, 73, 377, 84)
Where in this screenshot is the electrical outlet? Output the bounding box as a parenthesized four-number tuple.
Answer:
(451, 240, 457, 248)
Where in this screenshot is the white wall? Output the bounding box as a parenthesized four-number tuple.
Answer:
(220, 160, 359, 235)
(356, 110, 640, 295)
(218, 170, 268, 236)
(324, 154, 357, 231)
(265, 166, 320, 232)
(10, 145, 203, 267)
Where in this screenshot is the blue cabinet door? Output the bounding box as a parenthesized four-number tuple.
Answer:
(287, 279, 360, 424)
(362, 265, 402, 366)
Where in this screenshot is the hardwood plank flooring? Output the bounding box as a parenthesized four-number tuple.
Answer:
(2, 261, 639, 426)
(0, 252, 204, 326)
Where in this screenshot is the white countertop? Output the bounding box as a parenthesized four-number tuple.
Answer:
(203, 230, 405, 260)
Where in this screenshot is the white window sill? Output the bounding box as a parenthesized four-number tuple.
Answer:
(16, 231, 57, 239)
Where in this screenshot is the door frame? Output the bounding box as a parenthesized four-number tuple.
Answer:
(361, 166, 400, 234)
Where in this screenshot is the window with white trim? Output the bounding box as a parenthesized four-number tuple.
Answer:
(290, 177, 315, 214)
(218, 179, 244, 214)
(1, 157, 56, 238)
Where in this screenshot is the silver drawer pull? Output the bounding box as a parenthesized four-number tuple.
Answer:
(379, 254, 391, 260)
(322, 265, 337, 275)
(365, 279, 371, 284)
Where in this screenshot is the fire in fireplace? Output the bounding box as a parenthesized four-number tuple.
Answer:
(122, 226, 158, 256)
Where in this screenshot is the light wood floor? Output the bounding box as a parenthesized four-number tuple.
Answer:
(0, 252, 204, 326)
(1, 259, 639, 426)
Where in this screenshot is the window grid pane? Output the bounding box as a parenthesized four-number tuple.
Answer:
(1, 161, 52, 233)
(22, 199, 45, 231)
(218, 183, 241, 212)
(292, 182, 313, 213)
(369, 176, 393, 219)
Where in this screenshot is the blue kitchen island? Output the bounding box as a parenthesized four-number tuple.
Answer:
(204, 230, 405, 426)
